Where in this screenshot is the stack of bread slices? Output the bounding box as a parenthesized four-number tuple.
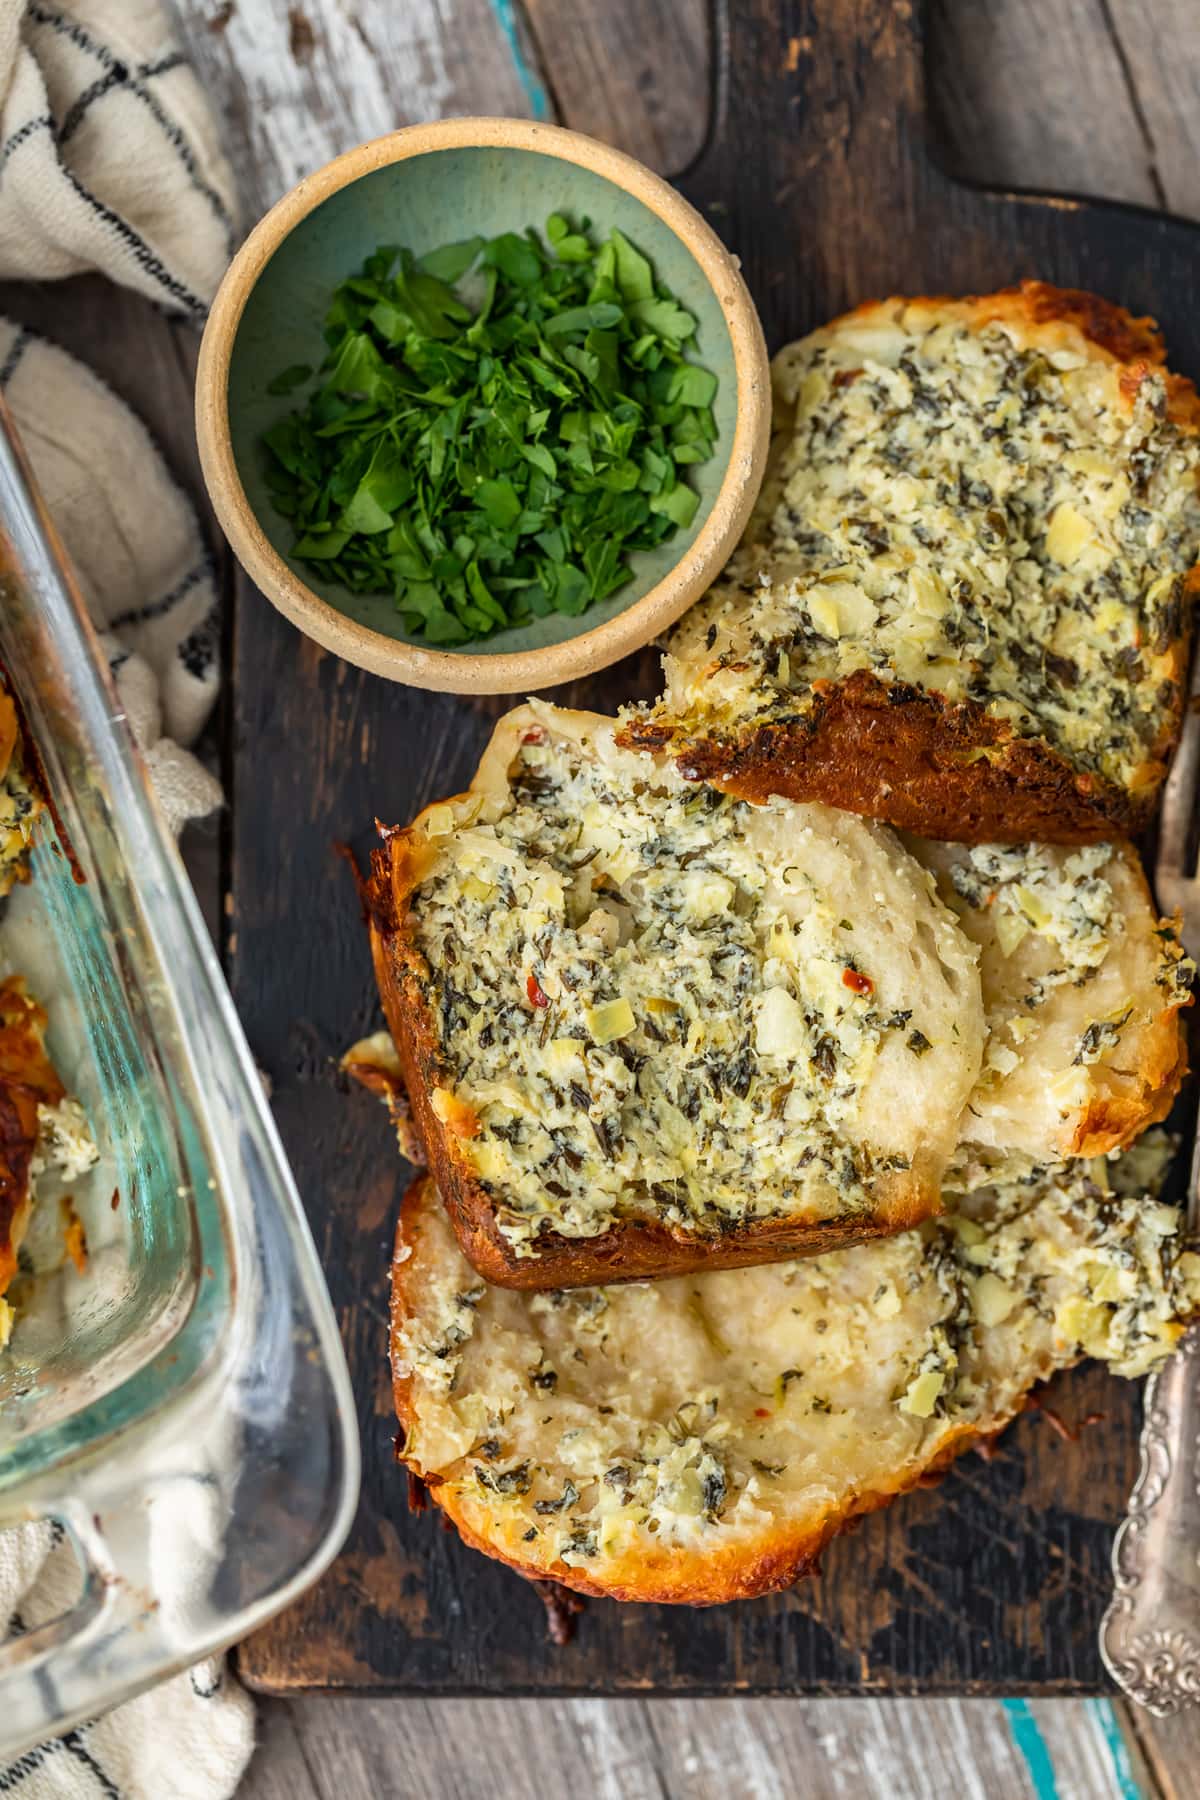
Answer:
(361, 284, 1200, 1605)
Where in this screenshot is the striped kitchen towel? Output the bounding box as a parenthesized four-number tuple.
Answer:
(0, 4, 254, 1794)
(0, 318, 223, 831)
(0, 0, 237, 315)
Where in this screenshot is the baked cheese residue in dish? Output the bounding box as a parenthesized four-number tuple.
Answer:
(394, 1139, 1200, 1577)
(0, 686, 42, 898)
(406, 705, 983, 1252)
(648, 306, 1200, 792)
(0, 976, 97, 1348)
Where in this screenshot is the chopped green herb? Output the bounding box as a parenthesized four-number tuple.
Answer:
(260, 218, 720, 644)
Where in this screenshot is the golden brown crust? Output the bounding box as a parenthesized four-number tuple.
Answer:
(834, 282, 1200, 429)
(1069, 1011, 1188, 1157)
(1060, 856, 1191, 1157)
(620, 668, 1164, 844)
(621, 283, 1199, 844)
(417, 1421, 994, 1604)
(341, 1035, 427, 1166)
(366, 832, 938, 1291)
(390, 1177, 1019, 1606)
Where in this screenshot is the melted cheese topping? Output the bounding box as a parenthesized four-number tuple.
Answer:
(395, 1140, 1200, 1577)
(647, 310, 1200, 791)
(407, 705, 983, 1253)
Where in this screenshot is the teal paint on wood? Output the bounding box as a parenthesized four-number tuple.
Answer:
(487, 0, 552, 119)
(1004, 1700, 1063, 1800)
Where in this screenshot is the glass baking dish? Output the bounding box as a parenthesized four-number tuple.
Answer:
(0, 400, 358, 1755)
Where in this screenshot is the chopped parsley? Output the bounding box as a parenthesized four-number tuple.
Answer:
(261, 216, 719, 645)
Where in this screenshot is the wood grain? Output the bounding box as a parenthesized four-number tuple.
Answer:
(1104, 0, 1200, 218)
(1123, 1699, 1200, 1800)
(178, 0, 542, 212)
(926, 0, 1162, 208)
(213, 0, 1200, 1703)
(521, 0, 708, 175)
(240, 1691, 1161, 1799)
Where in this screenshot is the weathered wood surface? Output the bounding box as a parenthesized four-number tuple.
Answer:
(18, 0, 1200, 1787)
(167, 0, 1200, 1704)
(240, 1692, 1157, 1800)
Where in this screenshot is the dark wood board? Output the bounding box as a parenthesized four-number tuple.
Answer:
(232, 0, 1200, 1695)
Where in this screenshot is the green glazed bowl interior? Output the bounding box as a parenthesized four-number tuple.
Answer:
(227, 145, 740, 657)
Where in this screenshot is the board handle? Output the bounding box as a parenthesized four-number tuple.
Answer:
(675, 0, 945, 340)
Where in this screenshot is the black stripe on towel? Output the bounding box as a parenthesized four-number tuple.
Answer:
(58, 55, 185, 148)
(58, 161, 209, 318)
(27, 6, 235, 251)
(0, 329, 31, 390)
(0, 1742, 53, 1790)
(108, 558, 212, 633)
(0, 113, 53, 173)
(61, 1729, 120, 1799)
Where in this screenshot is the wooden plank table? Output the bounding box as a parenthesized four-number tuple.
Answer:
(13, 0, 1200, 1789)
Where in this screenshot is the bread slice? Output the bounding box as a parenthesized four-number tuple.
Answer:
(619, 284, 1200, 843)
(391, 1142, 1200, 1605)
(910, 837, 1192, 1158)
(367, 701, 985, 1288)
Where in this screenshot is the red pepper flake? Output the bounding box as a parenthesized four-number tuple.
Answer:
(754, 1407, 771, 1418)
(526, 972, 549, 1009)
(842, 968, 873, 995)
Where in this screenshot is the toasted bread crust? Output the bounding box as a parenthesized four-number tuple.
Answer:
(1071, 1013, 1187, 1156)
(622, 283, 1200, 844)
(1069, 854, 1190, 1157)
(620, 668, 1161, 844)
(390, 1178, 1019, 1605)
(912, 837, 1191, 1160)
(834, 284, 1200, 429)
(366, 837, 937, 1290)
(410, 1427, 991, 1604)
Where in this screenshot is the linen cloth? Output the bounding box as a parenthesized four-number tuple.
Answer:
(0, 2, 255, 1795)
(0, 0, 236, 316)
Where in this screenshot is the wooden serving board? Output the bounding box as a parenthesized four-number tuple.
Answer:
(234, 0, 1200, 1695)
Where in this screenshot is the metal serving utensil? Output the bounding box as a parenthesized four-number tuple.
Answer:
(1100, 653, 1200, 1713)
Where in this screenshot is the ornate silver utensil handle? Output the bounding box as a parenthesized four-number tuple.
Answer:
(1100, 1326, 1200, 1713)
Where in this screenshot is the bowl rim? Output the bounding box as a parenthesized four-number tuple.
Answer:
(196, 115, 769, 694)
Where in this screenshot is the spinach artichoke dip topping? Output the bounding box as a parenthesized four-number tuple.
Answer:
(410, 711, 978, 1252)
(396, 1140, 1200, 1567)
(653, 314, 1200, 789)
(942, 840, 1192, 1083)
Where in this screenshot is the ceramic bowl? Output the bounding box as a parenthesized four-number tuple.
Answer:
(196, 117, 769, 694)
